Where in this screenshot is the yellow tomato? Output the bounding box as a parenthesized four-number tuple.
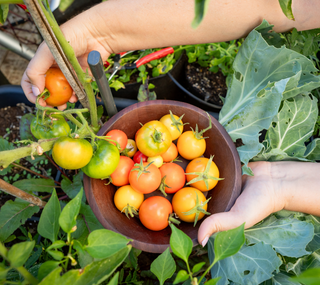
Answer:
(147, 155, 164, 168)
(124, 139, 137, 157)
(159, 112, 184, 140)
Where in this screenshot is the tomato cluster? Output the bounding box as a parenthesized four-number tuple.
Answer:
(108, 111, 224, 231)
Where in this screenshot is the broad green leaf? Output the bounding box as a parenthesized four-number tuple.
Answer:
(47, 249, 64, 261)
(278, 0, 294, 20)
(0, 4, 8, 25)
(173, 270, 189, 284)
(20, 113, 35, 141)
(107, 272, 119, 285)
(209, 242, 282, 285)
(255, 21, 286, 48)
(169, 224, 193, 263)
(85, 229, 130, 259)
(291, 268, 320, 285)
(38, 261, 60, 281)
(192, 0, 210, 29)
(0, 200, 39, 242)
(245, 215, 314, 257)
(213, 223, 245, 263)
(304, 139, 320, 161)
(38, 267, 62, 285)
(59, 0, 75, 12)
(13, 178, 55, 194)
(192, 262, 206, 273)
(286, 248, 320, 276)
(204, 278, 221, 285)
(47, 240, 65, 251)
(61, 172, 86, 202)
(59, 188, 83, 233)
(38, 189, 61, 243)
(268, 272, 300, 285)
(150, 247, 176, 285)
(71, 215, 89, 244)
(79, 204, 104, 232)
(264, 94, 318, 159)
(7, 240, 35, 268)
(306, 215, 320, 252)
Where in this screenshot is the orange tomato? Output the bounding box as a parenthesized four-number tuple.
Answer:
(161, 142, 178, 162)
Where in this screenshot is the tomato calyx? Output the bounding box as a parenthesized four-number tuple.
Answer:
(130, 160, 152, 179)
(168, 213, 180, 226)
(186, 156, 224, 190)
(121, 203, 139, 219)
(158, 175, 171, 197)
(181, 191, 211, 227)
(168, 110, 188, 134)
(151, 127, 165, 143)
(191, 113, 212, 140)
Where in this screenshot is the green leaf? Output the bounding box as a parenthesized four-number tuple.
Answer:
(38, 267, 62, 285)
(270, 272, 300, 285)
(0, 4, 8, 25)
(71, 215, 89, 244)
(59, 188, 83, 234)
(47, 240, 66, 251)
(107, 272, 119, 285)
(291, 268, 320, 285)
(79, 203, 104, 232)
(85, 229, 130, 259)
(47, 249, 64, 261)
(38, 189, 61, 243)
(13, 178, 55, 194)
(20, 113, 36, 141)
(278, 0, 294, 20)
(7, 240, 35, 268)
(192, 0, 210, 29)
(245, 215, 314, 257)
(192, 262, 206, 273)
(213, 223, 245, 263)
(61, 172, 85, 202)
(38, 261, 60, 281)
(169, 224, 193, 264)
(306, 215, 320, 252)
(304, 138, 320, 161)
(150, 247, 176, 285)
(25, 246, 42, 269)
(0, 200, 39, 242)
(209, 242, 282, 285)
(173, 270, 189, 284)
(204, 278, 221, 285)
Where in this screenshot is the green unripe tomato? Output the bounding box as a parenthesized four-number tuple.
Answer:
(82, 139, 120, 179)
(31, 114, 70, 140)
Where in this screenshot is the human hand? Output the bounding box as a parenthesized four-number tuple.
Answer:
(198, 161, 286, 247)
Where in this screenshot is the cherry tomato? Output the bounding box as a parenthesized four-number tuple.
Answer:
(30, 114, 70, 140)
(177, 131, 206, 160)
(139, 196, 173, 231)
(114, 185, 144, 217)
(136, 120, 172, 157)
(45, 68, 73, 107)
(159, 112, 184, 140)
(186, 157, 220, 191)
(147, 155, 163, 168)
(161, 142, 178, 162)
(133, 151, 148, 164)
(159, 163, 186, 194)
(82, 140, 120, 179)
(124, 139, 137, 157)
(52, 137, 93, 170)
(110, 156, 134, 186)
(106, 129, 128, 151)
(129, 162, 161, 194)
(172, 187, 208, 223)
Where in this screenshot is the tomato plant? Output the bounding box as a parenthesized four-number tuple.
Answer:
(138, 196, 173, 231)
(45, 67, 73, 107)
(136, 120, 172, 157)
(110, 156, 134, 186)
(82, 139, 120, 179)
(106, 129, 128, 151)
(159, 163, 186, 195)
(114, 185, 144, 218)
(185, 156, 223, 191)
(133, 150, 148, 164)
(172, 187, 210, 226)
(129, 161, 161, 194)
(161, 142, 178, 162)
(30, 114, 70, 140)
(159, 111, 185, 140)
(52, 136, 93, 170)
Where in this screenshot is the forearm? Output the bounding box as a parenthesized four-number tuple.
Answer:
(272, 161, 320, 216)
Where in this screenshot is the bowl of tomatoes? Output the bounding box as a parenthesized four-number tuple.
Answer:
(83, 100, 242, 253)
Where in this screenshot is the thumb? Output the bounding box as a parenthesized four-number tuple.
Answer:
(198, 211, 248, 247)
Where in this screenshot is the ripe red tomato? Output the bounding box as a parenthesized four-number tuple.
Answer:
(52, 137, 93, 170)
(159, 163, 186, 194)
(161, 142, 178, 162)
(45, 68, 73, 107)
(136, 120, 172, 157)
(133, 150, 148, 164)
(106, 129, 128, 151)
(139, 196, 173, 231)
(110, 156, 134, 186)
(129, 162, 161, 194)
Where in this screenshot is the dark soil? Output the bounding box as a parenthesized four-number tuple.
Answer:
(185, 62, 228, 106)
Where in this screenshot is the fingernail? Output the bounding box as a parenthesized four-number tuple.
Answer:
(201, 236, 209, 247)
(32, 86, 40, 96)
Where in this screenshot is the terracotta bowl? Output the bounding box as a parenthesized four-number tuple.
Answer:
(84, 100, 242, 253)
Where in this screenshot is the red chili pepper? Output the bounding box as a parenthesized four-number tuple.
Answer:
(17, 4, 27, 10)
(104, 61, 110, 68)
(136, 47, 174, 68)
